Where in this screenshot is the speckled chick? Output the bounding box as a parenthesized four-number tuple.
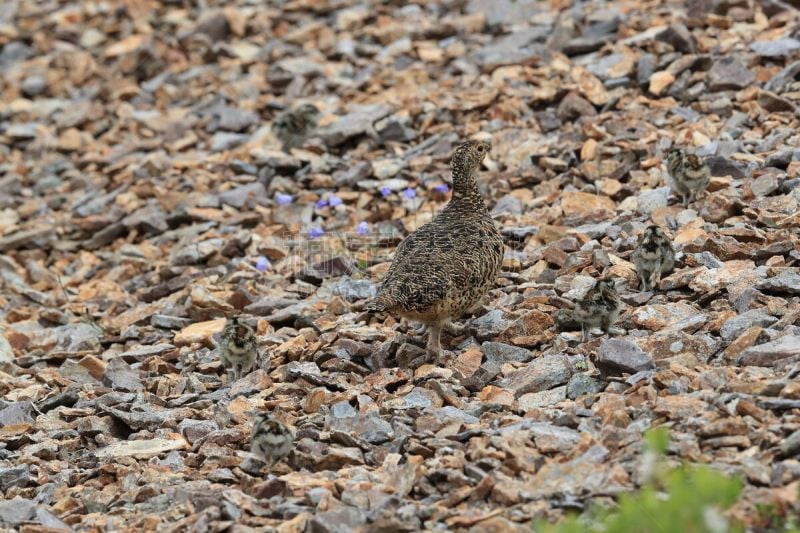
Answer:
(665, 148, 711, 206)
(632, 225, 675, 292)
(250, 412, 293, 467)
(219, 316, 258, 383)
(271, 103, 320, 152)
(365, 139, 504, 362)
(572, 279, 621, 342)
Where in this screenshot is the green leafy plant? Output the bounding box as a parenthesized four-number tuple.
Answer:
(535, 428, 745, 533)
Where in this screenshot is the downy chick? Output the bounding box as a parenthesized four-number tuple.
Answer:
(573, 279, 621, 342)
(632, 225, 675, 292)
(250, 412, 293, 467)
(665, 148, 711, 206)
(271, 103, 321, 152)
(219, 316, 258, 383)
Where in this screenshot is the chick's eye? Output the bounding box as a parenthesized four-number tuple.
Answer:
(477, 145, 484, 152)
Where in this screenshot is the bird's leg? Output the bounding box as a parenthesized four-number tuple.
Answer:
(227, 368, 235, 385)
(443, 319, 467, 336)
(426, 323, 443, 362)
(601, 317, 612, 336)
(682, 193, 689, 207)
(640, 272, 650, 292)
(652, 259, 663, 289)
(581, 324, 588, 343)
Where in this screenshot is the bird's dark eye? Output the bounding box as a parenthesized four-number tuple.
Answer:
(477, 145, 484, 152)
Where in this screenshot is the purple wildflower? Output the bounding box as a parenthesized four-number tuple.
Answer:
(356, 221, 370, 235)
(315, 199, 328, 208)
(403, 187, 417, 199)
(275, 192, 293, 205)
(308, 226, 324, 239)
(379, 186, 391, 197)
(433, 183, 449, 193)
(255, 256, 271, 272)
(328, 194, 343, 207)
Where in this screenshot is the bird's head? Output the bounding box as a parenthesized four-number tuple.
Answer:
(450, 139, 491, 191)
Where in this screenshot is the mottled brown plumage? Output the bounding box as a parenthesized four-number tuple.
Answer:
(632, 225, 675, 292)
(572, 279, 621, 342)
(271, 103, 320, 152)
(665, 148, 711, 206)
(218, 316, 258, 383)
(366, 139, 504, 361)
(250, 412, 293, 467)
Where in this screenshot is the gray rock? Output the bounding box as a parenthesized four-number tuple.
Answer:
(566, 373, 606, 399)
(481, 342, 532, 364)
(271, 203, 314, 226)
(245, 297, 298, 316)
(707, 57, 755, 91)
(308, 505, 367, 533)
(117, 343, 176, 360)
(657, 23, 696, 53)
(765, 60, 800, 93)
(586, 53, 627, 81)
(782, 429, 800, 457)
(750, 173, 784, 198)
(466, 0, 542, 26)
(637, 53, 657, 88)
(317, 104, 393, 146)
(758, 271, 800, 295)
(750, 38, 800, 58)
(123, 202, 169, 235)
(737, 335, 800, 366)
(328, 401, 393, 444)
(0, 41, 34, 69)
(498, 354, 572, 397)
(0, 400, 35, 426)
(210, 132, 249, 152)
(471, 309, 513, 340)
(230, 160, 258, 175)
(0, 497, 36, 526)
(330, 278, 377, 302)
(491, 194, 523, 216)
(218, 182, 266, 208)
(637, 187, 670, 214)
(376, 118, 417, 143)
(151, 315, 192, 329)
(0, 465, 31, 491)
(5, 122, 39, 140)
(758, 90, 797, 113)
(178, 419, 219, 444)
(212, 107, 259, 132)
(705, 156, 749, 179)
(720, 310, 777, 341)
(519, 386, 567, 409)
(170, 238, 224, 266)
(472, 27, 548, 71)
(34, 507, 70, 530)
(429, 406, 479, 425)
(573, 222, 614, 239)
(0, 331, 13, 364)
(597, 338, 655, 374)
(500, 420, 581, 452)
(103, 357, 144, 392)
(562, 35, 609, 56)
(394, 389, 433, 410)
(21, 75, 46, 97)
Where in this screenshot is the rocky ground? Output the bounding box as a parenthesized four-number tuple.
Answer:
(2, 0, 800, 530)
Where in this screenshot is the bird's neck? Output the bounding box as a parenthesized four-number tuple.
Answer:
(450, 168, 485, 210)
